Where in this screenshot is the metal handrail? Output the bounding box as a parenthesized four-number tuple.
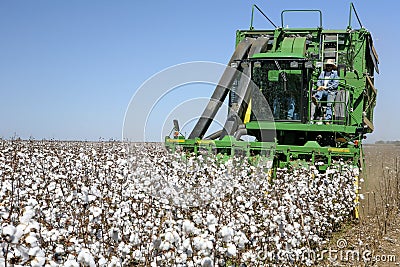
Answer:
(281, 9, 322, 29)
(250, 4, 277, 30)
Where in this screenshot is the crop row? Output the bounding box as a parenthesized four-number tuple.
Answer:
(0, 140, 359, 266)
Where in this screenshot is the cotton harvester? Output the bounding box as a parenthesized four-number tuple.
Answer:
(165, 3, 379, 189)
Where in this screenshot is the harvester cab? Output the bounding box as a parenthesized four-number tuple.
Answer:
(165, 3, 379, 172)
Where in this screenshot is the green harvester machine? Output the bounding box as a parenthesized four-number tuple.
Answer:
(165, 3, 379, 186)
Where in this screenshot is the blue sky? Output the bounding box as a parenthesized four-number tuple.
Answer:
(0, 0, 396, 142)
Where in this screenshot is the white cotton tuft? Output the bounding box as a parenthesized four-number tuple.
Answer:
(220, 226, 234, 242)
(77, 248, 96, 267)
(226, 243, 237, 257)
(182, 220, 194, 234)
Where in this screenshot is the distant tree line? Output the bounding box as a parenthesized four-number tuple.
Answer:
(375, 140, 400, 145)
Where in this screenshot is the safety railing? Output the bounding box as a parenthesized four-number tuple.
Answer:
(308, 78, 352, 125)
(281, 9, 322, 29)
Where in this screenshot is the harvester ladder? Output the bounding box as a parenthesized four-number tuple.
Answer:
(321, 33, 339, 67)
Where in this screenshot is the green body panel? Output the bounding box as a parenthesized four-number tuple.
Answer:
(253, 36, 307, 58)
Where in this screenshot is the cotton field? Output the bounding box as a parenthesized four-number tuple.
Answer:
(0, 140, 360, 266)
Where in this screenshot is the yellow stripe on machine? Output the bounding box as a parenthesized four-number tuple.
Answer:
(354, 175, 359, 219)
(197, 140, 215, 145)
(167, 139, 185, 143)
(244, 99, 252, 124)
(328, 148, 350, 153)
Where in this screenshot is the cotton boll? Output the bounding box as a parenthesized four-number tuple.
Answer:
(182, 238, 193, 255)
(118, 242, 131, 257)
(182, 220, 194, 234)
(204, 239, 213, 252)
(47, 181, 57, 192)
(189, 213, 202, 225)
(165, 232, 175, 244)
(77, 248, 96, 267)
(226, 243, 237, 257)
(20, 207, 36, 224)
(290, 237, 299, 248)
(270, 200, 279, 208)
(208, 223, 216, 233)
(283, 192, 292, 201)
(193, 236, 207, 251)
(272, 235, 280, 245)
(293, 222, 301, 230)
(303, 216, 311, 224)
(12, 224, 27, 243)
(172, 230, 181, 244)
(272, 215, 282, 224)
(27, 198, 38, 207)
(206, 214, 217, 225)
(25, 233, 39, 247)
(352, 167, 360, 176)
(54, 245, 65, 258)
(133, 250, 142, 260)
(129, 233, 140, 246)
(2, 224, 16, 241)
(88, 194, 97, 202)
(12, 244, 29, 262)
(220, 226, 234, 242)
(250, 225, 257, 233)
(31, 257, 46, 267)
(234, 232, 249, 249)
(236, 195, 243, 202)
(160, 241, 171, 251)
(29, 247, 46, 267)
(165, 251, 174, 260)
(89, 206, 102, 218)
(201, 256, 213, 267)
(65, 194, 74, 202)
